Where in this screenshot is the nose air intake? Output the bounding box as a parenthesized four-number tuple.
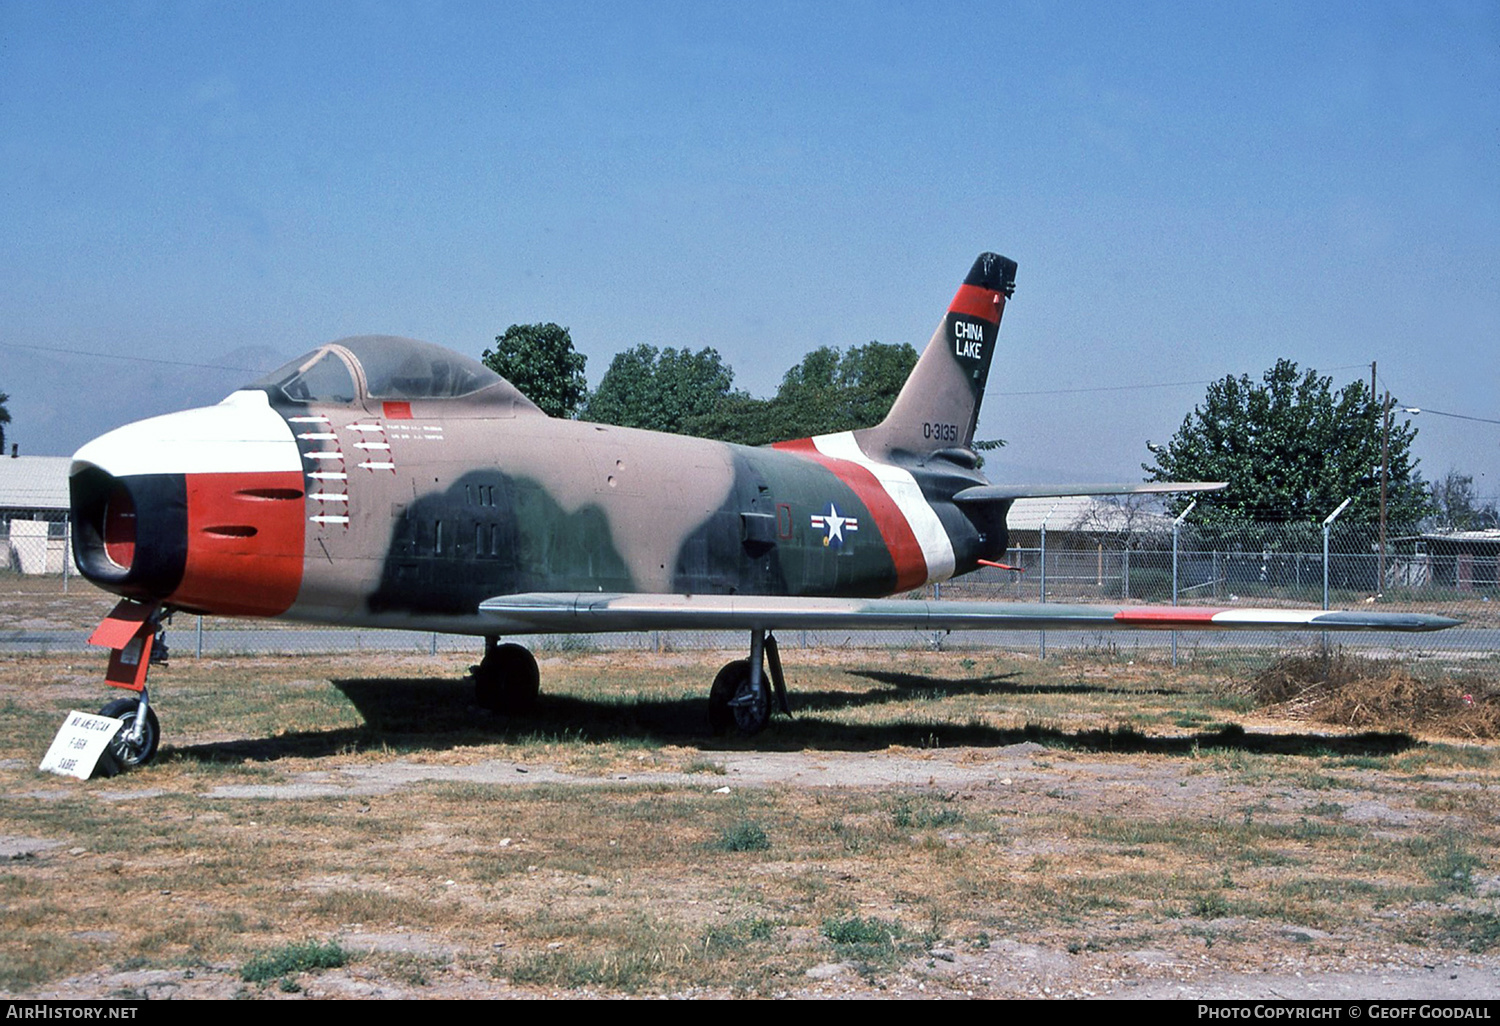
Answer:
(102, 484, 137, 569)
(70, 465, 190, 600)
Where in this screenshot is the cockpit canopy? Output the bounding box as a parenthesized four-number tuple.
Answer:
(250, 335, 540, 413)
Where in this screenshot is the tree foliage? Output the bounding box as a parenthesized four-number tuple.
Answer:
(0, 390, 9, 453)
(481, 323, 588, 419)
(1144, 359, 1430, 524)
(581, 345, 734, 433)
(1428, 471, 1499, 531)
(683, 341, 919, 446)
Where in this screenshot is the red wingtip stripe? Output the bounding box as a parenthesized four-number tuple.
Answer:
(949, 284, 1002, 323)
(1113, 607, 1222, 625)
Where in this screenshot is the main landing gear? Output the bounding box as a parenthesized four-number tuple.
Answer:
(708, 629, 791, 736)
(473, 637, 540, 714)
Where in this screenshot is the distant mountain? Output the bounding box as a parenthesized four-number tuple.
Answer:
(4, 344, 291, 457)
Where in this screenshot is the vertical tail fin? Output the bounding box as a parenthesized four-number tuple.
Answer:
(857, 252, 1016, 460)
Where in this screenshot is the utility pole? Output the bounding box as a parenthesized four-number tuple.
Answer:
(1379, 389, 1391, 594)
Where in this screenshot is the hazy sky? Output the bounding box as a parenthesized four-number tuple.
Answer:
(3, 1, 1496, 504)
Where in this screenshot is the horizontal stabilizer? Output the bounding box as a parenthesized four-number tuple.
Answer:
(479, 592, 1458, 635)
(952, 482, 1226, 504)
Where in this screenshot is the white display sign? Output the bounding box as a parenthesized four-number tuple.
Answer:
(39, 711, 123, 780)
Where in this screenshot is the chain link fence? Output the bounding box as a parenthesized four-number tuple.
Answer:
(2, 515, 1495, 666)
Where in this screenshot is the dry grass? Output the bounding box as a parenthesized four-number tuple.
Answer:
(1242, 649, 1500, 740)
(0, 647, 1496, 997)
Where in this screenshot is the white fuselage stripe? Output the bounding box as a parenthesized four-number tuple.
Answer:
(809, 431, 956, 584)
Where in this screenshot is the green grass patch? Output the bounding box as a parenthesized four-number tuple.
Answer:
(821, 914, 913, 965)
(1416, 833, 1482, 895)
(710, 820, 770, 852)
(240, 939, 348, 983)
(1445, 911, 1500, 953)
(684, 758, 728, 775)
(889, 795, 964, 830)
(703, 916, 776, 950)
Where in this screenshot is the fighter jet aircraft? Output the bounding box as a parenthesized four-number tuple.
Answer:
(68, 253, 1457, 767)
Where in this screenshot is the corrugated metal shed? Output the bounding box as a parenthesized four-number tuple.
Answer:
(0, 456, 71, 515)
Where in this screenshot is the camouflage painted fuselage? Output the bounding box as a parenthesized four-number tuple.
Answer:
(304, 414, 1000, 633)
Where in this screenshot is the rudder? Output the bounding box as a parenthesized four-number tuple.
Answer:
(857, 252, 1016, 460)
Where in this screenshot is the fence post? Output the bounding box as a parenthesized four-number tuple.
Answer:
(1171, 500, 1197, 668)
(1040, 521, 1047, 659)
(1039, 501, 1059, 660)
(62, 520, 70, 594)
(1322, 524, 1330, 612)
(1321, 498, 1353, 653)
(196, 616, 203, 659)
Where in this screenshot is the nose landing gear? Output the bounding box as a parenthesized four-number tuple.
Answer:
(88, 600, 169, 770)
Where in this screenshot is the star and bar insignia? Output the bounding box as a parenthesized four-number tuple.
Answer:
(810, 503, 859, 548)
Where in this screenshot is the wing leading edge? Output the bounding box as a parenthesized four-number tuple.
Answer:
(952, 482, 1226, 503)
(478, 592, 1459, 635)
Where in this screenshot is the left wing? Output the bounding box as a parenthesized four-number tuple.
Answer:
(952, 481, 1226, 503)
(478, 592, 1459, 635)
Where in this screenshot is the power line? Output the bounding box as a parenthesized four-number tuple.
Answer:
(986, 362, 1373, 400)
(987, 378, 1211, 398)
(1404, 407, 1500, 427)
(0, 341, 267, 374)
(1375, 368, 1500, 427)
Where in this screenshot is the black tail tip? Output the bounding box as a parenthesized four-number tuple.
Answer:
(965, 253, 1018, 297)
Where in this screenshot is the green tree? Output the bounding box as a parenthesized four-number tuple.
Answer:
(481, 323, 588, 419)
(686, 341, 920, 446)
(1144, 359, 1430, 524)
(582, 345, 734, 433)
(0, 390, 9, 453)
(1428, 470, 1499, 531)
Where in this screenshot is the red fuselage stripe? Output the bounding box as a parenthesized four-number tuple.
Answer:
(948, 284, 1003, 324)
(773, 438, 929, 592)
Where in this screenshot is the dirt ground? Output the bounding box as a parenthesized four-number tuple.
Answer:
(2, 649, 1497, 1000)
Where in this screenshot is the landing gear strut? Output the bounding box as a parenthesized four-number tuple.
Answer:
(473, 637, 540, 714)
(708, 629, 791, 735)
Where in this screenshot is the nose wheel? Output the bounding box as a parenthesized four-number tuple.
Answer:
(473, 638, 540, 714)
(98, 693, 160, 769)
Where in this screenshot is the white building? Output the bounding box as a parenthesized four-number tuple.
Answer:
(0, 455, 73, 573)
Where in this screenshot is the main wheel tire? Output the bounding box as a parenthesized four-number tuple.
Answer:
(98, 697, 160, 769)
(474, 643, 540, 714)
(708, 659, 770, 736)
